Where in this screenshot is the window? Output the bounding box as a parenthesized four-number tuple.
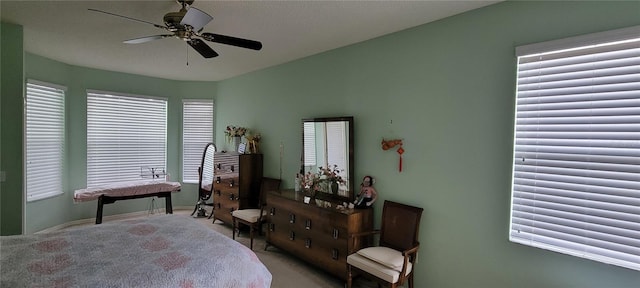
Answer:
(182, 99, 214, 183)
(303, 121, 348, 177)
(25, 80, 65, 201)
(326, 121, 347, 175)
(86, 91, 167, 187)
(510, 26, 640, 271)
(303, 122, 317, 167)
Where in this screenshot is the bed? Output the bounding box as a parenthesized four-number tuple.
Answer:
(0, 214, 272, 287)
(73, 179, 182, 224)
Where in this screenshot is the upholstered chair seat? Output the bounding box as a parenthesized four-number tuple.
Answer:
(347, 248, 413, 283)
(232, 209, 265, 223)
(232, 177, 281, 250)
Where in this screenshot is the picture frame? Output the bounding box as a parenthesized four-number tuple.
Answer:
(238, 142, 247, 154)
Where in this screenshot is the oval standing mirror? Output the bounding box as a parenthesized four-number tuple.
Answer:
(192, 142, 216, 217)
(301, 116, 354, 202)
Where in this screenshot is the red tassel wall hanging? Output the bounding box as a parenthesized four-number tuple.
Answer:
(382, 138, 404, 172)
(397, 146, 404, 172)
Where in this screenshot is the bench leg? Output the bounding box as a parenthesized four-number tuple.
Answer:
(96, 196, 104, 224)
(165, 195, 173, 214)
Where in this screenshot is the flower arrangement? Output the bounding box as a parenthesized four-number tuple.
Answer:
(299, 164, 345, 196)
(245, 132, 261, 143)
(224, 125, 248, 142)
(318, 164, 345, 184)
(245, 132, 262, 153)
(300, 171, 321, 193)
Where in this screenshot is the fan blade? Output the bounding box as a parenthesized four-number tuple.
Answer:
(201, 33, 262, 50)
(88, 9, 168, 31)
(180, 7, 213, 32)
(124, 35, 173, 44)
(187, 39, 219, 58)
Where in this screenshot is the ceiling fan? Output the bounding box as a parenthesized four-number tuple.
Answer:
(89, 0, 262, 58)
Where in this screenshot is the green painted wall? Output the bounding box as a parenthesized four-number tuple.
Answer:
(0, 0, 638, 287)
(215, 1, 640, 288)
(20, 54, 217, 233)
(1, 22, 24, 235)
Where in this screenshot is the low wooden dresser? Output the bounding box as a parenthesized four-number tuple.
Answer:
(211, 152, 263, 225)
(265, 190, 373, 280)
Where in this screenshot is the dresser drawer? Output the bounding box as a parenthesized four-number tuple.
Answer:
(210, 153, 263, 225)
(214, 176, 239, 188)
(267, 221, 348, 277)
(265, 190, 373, 280)
(214, 153, 239, 175)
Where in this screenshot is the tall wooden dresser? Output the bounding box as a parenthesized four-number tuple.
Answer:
(211, 152, 263, 225)
(265, 190, 374, 280)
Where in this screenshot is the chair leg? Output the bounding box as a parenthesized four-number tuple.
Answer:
(232, 218, 236, 240)
(408, 273, 414, 288)
(249, 225, 255, 250)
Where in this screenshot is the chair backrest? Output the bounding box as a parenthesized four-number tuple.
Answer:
(258, 177, 281, 206)
(379, 200, 424, 251)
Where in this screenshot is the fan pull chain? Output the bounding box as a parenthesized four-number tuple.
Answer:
(186, 44, 189, 66)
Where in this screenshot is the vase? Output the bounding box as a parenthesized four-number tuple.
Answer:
(233, 136, 241, 152)
(330, 181, 339, 194)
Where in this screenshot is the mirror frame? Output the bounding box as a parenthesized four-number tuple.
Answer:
(199, 142, 216, 201)
(301, 116, 354, 202)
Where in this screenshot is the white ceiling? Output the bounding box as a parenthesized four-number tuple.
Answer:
(1, 0, 500, 81)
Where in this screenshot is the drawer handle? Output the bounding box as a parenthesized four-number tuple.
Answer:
(269, 223, 275, 232)
(229, 193, 236, 201)
(331, 249, 339, 260)
(270, 207, 276, 216)
(289, 231, 295, 241)
(289, 213, 296, 224)
(216, 163, 221, 170)
(216, 176, 221, 184)
(305, 219, 311, 230)
(229, 207, 235, 214)
(230, 179, 235, 187)
(230, 165, 235, 172)
(332, 228, 339, 239)
(305, 238, 311, 248)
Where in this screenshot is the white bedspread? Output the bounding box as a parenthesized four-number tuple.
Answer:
(1, 214, 272, 287)
(73, 179, 182, 203)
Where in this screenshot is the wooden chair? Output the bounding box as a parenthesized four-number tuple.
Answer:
(346, 200, 424, 288)
(231, 177, 281, 249)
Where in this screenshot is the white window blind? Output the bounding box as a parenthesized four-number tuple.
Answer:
(510, 26, 640, 271)
(182, 99, 213, 183)
(326, 121, 347, 180)
(86, 91, 167, 187)
(303, 122, 317, 167)
(25, 80, 65, 201)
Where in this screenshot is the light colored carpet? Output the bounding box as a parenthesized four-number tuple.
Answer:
(67, 209, 378, 288)
(183, 210, 377, 288)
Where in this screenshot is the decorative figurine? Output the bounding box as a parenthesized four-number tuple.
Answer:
(354, 175, 378, 208)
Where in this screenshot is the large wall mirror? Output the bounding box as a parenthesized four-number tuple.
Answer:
(301, 116, 354, 202)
